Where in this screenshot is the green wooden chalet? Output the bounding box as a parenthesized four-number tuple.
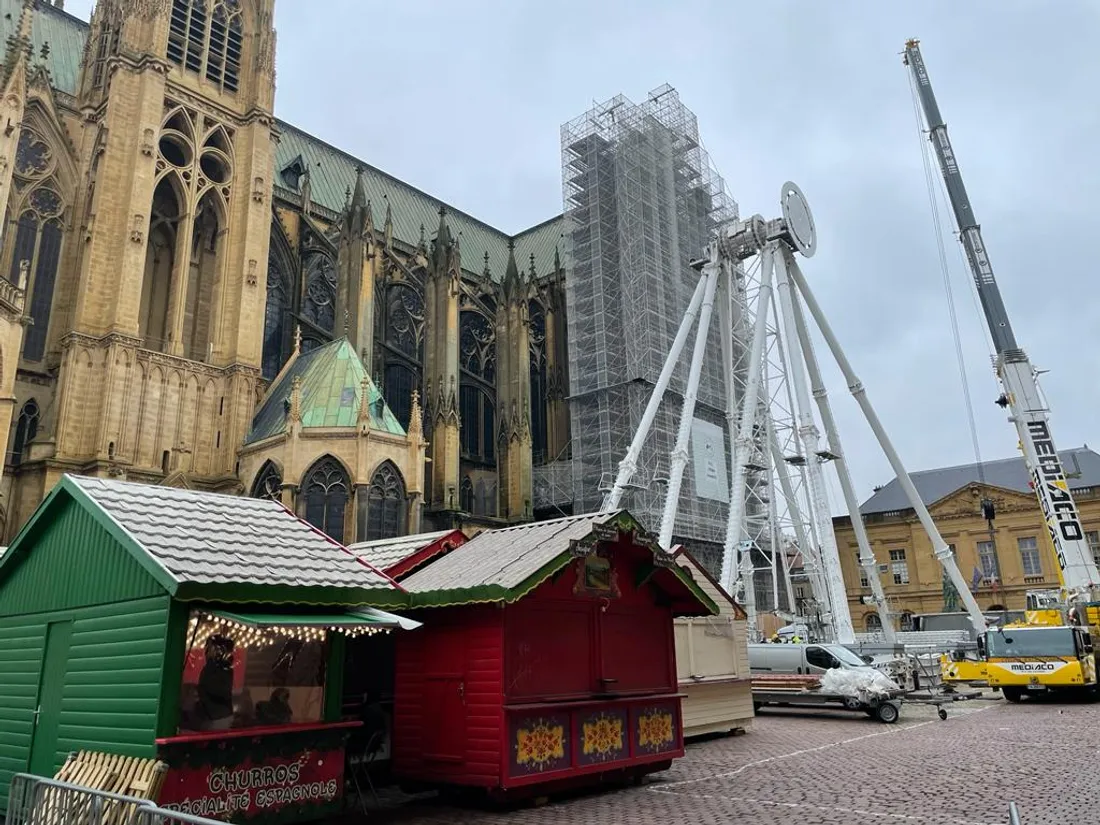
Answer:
(0, 474, 410, 810)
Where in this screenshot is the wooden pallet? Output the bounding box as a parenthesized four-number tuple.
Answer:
(39, 751, 168, 825)
(54, 751, 167, 801)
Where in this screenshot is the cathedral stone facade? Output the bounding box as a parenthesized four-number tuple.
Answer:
(0, 0, 569, 545)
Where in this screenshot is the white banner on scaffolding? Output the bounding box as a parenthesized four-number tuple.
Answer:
(691, 418, 728, 502)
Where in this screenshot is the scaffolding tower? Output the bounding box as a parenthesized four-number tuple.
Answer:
(561, 86, 787, 609)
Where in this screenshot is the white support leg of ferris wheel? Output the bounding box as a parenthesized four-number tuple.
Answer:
(773, 249, 855, 644)
(766, 286, 834, 633)
(719, 245, 775, 630)
(783, 253, 896, 641)
(768, 419, 806, 619)
(658, 250, 722, 549)
(602, 273, 710, 513)
(784, 253, 987, 635)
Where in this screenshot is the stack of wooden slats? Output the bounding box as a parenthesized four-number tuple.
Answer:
(750, 673, 821, 693)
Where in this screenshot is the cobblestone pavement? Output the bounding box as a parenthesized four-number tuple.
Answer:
(362, 696, 1096, 825)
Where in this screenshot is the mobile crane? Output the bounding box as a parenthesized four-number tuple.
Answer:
(904, 39, 1100, 699)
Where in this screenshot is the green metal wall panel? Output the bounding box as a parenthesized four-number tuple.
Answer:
(0, 596, 169, 811)
(0, 499, 163, 618)
(0, 619, 45, 809)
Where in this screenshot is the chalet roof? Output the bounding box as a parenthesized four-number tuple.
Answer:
(859, 446, 1100, 516)
(399, 511, 719, 615)
(348, 529, 462, 574)
(672, 547, 746, 620)
(4, 2, 564, 282)
(247, 338, 404, 444)
(0, 475, 404, 605)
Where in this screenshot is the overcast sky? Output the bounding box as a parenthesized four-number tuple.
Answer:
(67, 2, 1100, 510)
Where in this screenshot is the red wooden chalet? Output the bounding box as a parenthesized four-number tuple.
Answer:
(389, 510, 719, 796)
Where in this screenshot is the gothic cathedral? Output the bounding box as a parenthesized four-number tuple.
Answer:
(0, 0, 569, 546)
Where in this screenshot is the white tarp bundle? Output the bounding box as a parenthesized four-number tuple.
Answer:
(820, 667, 899, 702)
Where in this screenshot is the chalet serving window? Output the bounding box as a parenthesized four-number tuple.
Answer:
(179, 611, 326, 733)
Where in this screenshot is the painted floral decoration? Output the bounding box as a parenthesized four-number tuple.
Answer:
(637, 710, 675, 751)
(516, 719, 566, 769)
(582, 713, 624, 758)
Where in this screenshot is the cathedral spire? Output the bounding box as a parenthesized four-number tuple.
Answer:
(383, 197, 393, 247)
(432, 205, 452, 272)
(502, 238, 523, 299)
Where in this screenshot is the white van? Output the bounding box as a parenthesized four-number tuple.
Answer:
(748, 643, 874, 676)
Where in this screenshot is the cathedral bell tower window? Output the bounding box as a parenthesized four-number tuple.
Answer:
(168, 0, 243, 95)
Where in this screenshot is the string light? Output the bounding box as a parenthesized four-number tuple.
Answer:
(186, 613, 393, 652)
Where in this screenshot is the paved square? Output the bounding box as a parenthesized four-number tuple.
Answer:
(362, 697, 1095, 825)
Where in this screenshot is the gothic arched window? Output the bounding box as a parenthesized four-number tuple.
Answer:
(380, 283, 424, 430)
(91, 15, 122, 90)
(365, 462, 406, 542)
(459, 385, 494, 463)
(139, 178, 181, 353)
(251, 460, 282, 501)
(459, 310, 496, 464)
(302, 456, 349, 542)
(529, 300, 548, 465)
(460, 475, 474, 513)
(10, 398, 39, 465)
(167, 0, 244, 94)
(301, 251, 337, 335)
(262, 236, 291, 380)
(459, 311, 495, 382)
(384, 363, 417, 431)
(6, 126, 69, 363)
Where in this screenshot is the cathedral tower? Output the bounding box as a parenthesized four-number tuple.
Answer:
(9, 0, 279, 531)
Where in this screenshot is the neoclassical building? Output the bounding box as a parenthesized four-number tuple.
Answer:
(0, 0, 569, 545)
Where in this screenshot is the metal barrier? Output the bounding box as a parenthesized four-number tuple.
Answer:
(5, 776, 221, 825)
(1008, 801, 1022, 825)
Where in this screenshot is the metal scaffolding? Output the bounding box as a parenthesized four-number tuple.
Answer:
(561, 86, 790, 608)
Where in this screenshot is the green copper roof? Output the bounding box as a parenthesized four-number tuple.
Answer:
(247, 338, 405, 445)
(1, 4, 565, 284)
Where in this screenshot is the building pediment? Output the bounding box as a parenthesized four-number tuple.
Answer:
(927, 483, 1037, 520)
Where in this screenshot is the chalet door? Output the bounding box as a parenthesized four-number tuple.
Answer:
(28, 621, 73, 777)
(422, 632, 465, 763)
(599, 606, 674, 694)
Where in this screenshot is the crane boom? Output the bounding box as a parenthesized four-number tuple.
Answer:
(903, 39, 1100, 597)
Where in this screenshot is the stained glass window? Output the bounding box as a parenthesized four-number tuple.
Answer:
(262, 251, 287, 380)
(529, 301, 548, 465)
(460, 311, 495, 381)
(251, 461, 282, 501)
(301, 252, 337, 334)
(365, 462, 406, 542)
(302, 456, 349, 542)
(10, 399, 39, 465)
(387, 285, 424, 360)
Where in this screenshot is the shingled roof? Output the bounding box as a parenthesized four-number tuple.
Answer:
(399, 510, 719, 616)
(860, 446, 1100, 516)
(0, 475, 405, 606)
(1, 1, 564, 282)
(348, 528, 467, 579)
